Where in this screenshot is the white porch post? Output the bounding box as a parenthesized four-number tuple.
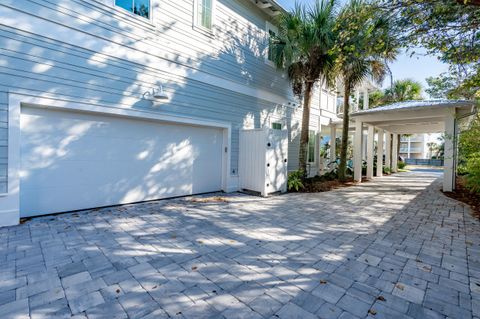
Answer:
(376, 129, 384, 177)
(363, 90, 369, 110)
(392, 134, 398, 173)
(444, 109, 456, 192)
(317, 121, 323, 175)
(330, 125, 336, 162)
(366, 125, 375, 179)
(354, 120, 363, 183)
(385, 132, 392, 171)
(407, 137, 411, 158)
(354, 90, 360, 112)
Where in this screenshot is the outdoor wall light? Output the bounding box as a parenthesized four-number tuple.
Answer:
(144, 85, 169, 101)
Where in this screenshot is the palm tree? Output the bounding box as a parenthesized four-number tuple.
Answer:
(270, 0, 337, 177)
(426, 142, 438, 159)
(385, 79, 423, 102)
(333, 0, 397, 181)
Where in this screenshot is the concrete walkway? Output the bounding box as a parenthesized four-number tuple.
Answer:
(1, 170, 479, 319)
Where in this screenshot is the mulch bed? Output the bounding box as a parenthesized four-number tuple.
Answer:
(189, 196, 229, 203)
(292, 177, 362, 193)
(443, 177, 480, 219)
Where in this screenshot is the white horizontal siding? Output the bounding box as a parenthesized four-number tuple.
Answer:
(0, 92, 6, 193)
(0, 0, 300, 182)
(1, 0, 291, 97)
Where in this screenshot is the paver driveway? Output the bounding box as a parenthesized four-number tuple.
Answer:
(1, 169, 479, 319)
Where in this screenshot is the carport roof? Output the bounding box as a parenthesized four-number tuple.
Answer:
(353, 99, 473, 114)
(350, 99, 477, 134)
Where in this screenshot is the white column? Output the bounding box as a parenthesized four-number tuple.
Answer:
(376, 129, 384, 177)
(407, 137, 411, 158)
(444, 110, 456, 192)
(385, 132, 392, 172)
(317, 124, 323, 175)
(362, 133, 367, 160)
(354, 90, 360, 112)
(330, 125, 336, 162)
(363, 90, 369, 110)
(366, 126, 375, 179)
(392, 134, 398, 173)
(354, 120, 363, 183)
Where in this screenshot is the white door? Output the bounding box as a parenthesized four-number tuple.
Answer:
(20, 106, 224, 217)
(265, 130, 288, 194)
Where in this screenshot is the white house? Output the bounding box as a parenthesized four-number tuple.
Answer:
(0, 0, 373, 227)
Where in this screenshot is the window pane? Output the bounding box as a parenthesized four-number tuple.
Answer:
(198, 0, 213, 29)
(308, 131, 316, 163)
(268, 29, 276, 61)
(204, 10, 212, 29)
(115, 0, 133, 12)
(203, 0, 212, 11)
(272, 123, 282, 130)
(134, 0, 150, 18)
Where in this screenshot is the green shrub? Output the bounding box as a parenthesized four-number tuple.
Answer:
(459, 114, 480, 194)
(288, 170, 304, 192)
(465, 153, 480, 193)
(383, 166, 391, 174)
(398, 161, 407, 170)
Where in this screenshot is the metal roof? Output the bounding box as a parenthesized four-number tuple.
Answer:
(351, 99, 475, 116)
(348, 99, 477, 134)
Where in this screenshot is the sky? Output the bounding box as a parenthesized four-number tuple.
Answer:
(275, 0, 450, 96)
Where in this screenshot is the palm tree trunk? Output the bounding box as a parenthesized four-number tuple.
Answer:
(338, 83, 350, 181)
(299, 81, 314, 178)
(385, 58, 393, 90)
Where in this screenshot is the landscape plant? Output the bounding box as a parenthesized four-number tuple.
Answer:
(287, 170, 305, 191)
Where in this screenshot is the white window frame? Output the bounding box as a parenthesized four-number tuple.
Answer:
(113, 0, 153, 22)
(265, 21, 279, 67)
(193, 0, 217, 35)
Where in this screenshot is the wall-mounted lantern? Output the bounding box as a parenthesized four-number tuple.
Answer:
(144, 85, 169, 101)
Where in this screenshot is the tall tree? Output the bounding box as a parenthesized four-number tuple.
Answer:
(380, 0, 480, 66)
(270, 0, 337, 177)
(333, 0, 397, 181)
(380, 0, 480, 101)
(426, 66, 480, 100)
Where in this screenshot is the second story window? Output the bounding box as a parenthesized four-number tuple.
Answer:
(196, 0, 214, 30)
(265, 22, 279, 66)
(115, 0, 150, 19)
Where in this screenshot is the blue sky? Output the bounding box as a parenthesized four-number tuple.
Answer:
(275, 0, 449, 96)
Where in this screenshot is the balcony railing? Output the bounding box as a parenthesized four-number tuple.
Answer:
(400, 136, 424, 142)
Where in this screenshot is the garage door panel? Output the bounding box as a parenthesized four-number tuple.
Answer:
(20, 107, 223, 217)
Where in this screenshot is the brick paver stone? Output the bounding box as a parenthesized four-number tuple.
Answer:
(0, 169, 477, 318)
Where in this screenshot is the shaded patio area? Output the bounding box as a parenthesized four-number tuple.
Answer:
(0, 169, 479, 318)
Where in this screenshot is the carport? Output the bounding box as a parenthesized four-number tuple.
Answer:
(350, 100, 477, 192)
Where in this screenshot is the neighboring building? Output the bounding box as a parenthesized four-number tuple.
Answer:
(0, 0, 371, 226)
(399, 133, 441, 159)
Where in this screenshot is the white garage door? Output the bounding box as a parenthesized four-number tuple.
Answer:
(20, 106, 224, 217)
